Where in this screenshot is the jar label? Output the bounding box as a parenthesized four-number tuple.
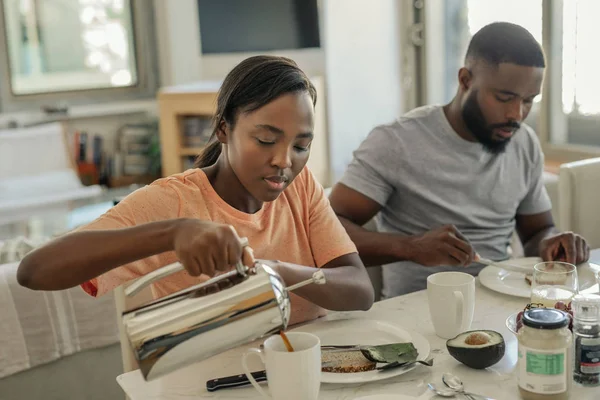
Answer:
(518, 345, 567, 394)
(579, 338, 600, 374)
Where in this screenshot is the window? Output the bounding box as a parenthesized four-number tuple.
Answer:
(561, 0, 600, 116)
(0, 0, 158, 113)
(418, 0, 600, 154)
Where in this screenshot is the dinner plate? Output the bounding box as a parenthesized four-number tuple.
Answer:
(291, 318, 430, 384)
(478, 257, 600, 298)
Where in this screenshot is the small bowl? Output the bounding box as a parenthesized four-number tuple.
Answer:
(505, 312, 518, 335)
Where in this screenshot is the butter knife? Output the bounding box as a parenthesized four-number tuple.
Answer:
(206, 370, 266, 392)
(477, 257, 533, 274)
(206, 358, 420, 392)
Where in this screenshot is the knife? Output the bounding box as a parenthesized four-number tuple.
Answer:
(206, 370, 267, 392)
(476, 257, 533, 274)
(205, 359, 420, 392)
(207, 361, 336, 391)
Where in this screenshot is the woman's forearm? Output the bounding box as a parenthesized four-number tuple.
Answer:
(274, 262, 374, 311)
(17, 219, 183, 291)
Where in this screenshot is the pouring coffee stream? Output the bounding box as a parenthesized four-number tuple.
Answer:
(279, 330, 295, 352)
(278, 270, 328, 353)
(120, 243, 327, 381)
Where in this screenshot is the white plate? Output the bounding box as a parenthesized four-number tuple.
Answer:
(505, 312, 518, 335)
(291, 318, 430, 384)
(479, 257, 600, 298)
(354, 395, 413, 400)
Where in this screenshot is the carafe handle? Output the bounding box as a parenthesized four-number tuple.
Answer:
(125, 237, 249, 297)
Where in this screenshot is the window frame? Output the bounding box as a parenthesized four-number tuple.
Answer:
(0, 0, 159, 114)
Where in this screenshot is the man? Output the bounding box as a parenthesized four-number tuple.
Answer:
(329, 22, 590, 298)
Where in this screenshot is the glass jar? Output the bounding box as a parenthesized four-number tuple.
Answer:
(517, 308, 572, 400)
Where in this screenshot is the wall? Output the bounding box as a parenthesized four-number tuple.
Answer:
(153, 0, 325, 84)
(322, 0, 404, 182)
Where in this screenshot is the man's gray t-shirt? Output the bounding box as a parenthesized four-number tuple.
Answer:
(339, 105, 552, 298)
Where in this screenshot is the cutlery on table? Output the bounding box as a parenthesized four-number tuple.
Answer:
(206, 356, 432, 392)
(440, 372, 496, 400)
(376, 357, 434, 371)
(476, 256, 532, 274)
(206, 370, 266, 392)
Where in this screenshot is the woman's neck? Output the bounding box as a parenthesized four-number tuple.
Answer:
(202, 157, 264, 214)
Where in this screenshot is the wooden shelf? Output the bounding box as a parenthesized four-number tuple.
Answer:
(158, 83, 219, 176)
(179, 147, 205, 156)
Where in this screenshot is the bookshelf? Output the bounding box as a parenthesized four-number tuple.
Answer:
(157, 78, 330, 185)
(157, 82, 221, 177)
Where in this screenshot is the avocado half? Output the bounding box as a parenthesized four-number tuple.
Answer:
(446, 330, 505, 369)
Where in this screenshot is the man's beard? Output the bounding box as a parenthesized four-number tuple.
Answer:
(461, 91, 520, 154)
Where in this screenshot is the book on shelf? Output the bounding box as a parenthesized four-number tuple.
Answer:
(115, 123, 158, 178)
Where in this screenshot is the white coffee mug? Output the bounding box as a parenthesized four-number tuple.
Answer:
(242, 332, 321, 400)
(427, 271, 475, 339)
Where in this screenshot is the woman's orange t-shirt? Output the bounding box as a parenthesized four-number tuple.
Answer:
(80, 167, 357, 324)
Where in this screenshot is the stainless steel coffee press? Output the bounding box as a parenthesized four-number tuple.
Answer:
(121, 241, 326, 381)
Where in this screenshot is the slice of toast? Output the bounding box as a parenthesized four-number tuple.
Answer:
(525, 272, 569, 286)
(321, 351, 376, 373)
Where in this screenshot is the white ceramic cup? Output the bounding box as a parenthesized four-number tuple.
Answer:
(427, 271, 475, 339)
(241, 332, 321, 400)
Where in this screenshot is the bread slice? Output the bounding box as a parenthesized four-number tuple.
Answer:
(525, 272, 568, 286)
(321, 351, 376, 373)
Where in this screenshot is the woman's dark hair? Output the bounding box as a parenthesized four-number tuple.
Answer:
(194, 55, 317, 168)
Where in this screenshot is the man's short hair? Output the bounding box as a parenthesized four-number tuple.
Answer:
(465, 22, 545, 68)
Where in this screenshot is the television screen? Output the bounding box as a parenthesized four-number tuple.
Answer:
(197, 0, 321, 54)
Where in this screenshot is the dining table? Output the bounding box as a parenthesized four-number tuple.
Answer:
(116, 250, 600, 400)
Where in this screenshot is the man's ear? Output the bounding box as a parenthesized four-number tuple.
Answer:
(458, 67, 473, 91)
(215, 120, 229, 144)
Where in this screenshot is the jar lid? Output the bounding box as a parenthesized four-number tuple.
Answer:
(523, 308, 569, 330)
(572, 294, 600, 321)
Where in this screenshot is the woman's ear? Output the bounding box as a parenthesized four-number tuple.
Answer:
(215, 120, 229, 144)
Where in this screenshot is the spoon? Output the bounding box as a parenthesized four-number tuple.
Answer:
(427, 382, 458, 398)
(442, 373, 492, 400)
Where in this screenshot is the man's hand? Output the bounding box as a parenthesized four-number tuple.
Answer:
(539, 231, 590, 265)
(407, 225, 475, 267)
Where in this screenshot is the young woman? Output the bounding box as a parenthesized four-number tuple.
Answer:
(17, 56, 374, 325)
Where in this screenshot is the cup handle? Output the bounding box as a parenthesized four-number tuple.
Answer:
(242, 348, 270, 399)
(454, 290, 464, 330)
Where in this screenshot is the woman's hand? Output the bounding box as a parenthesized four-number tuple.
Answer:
(254, 255, 374, 312)
(172, 219, 255, 277)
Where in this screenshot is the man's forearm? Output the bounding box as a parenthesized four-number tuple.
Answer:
(338, 216, 414, 266)
(522, 225, 559, 257)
